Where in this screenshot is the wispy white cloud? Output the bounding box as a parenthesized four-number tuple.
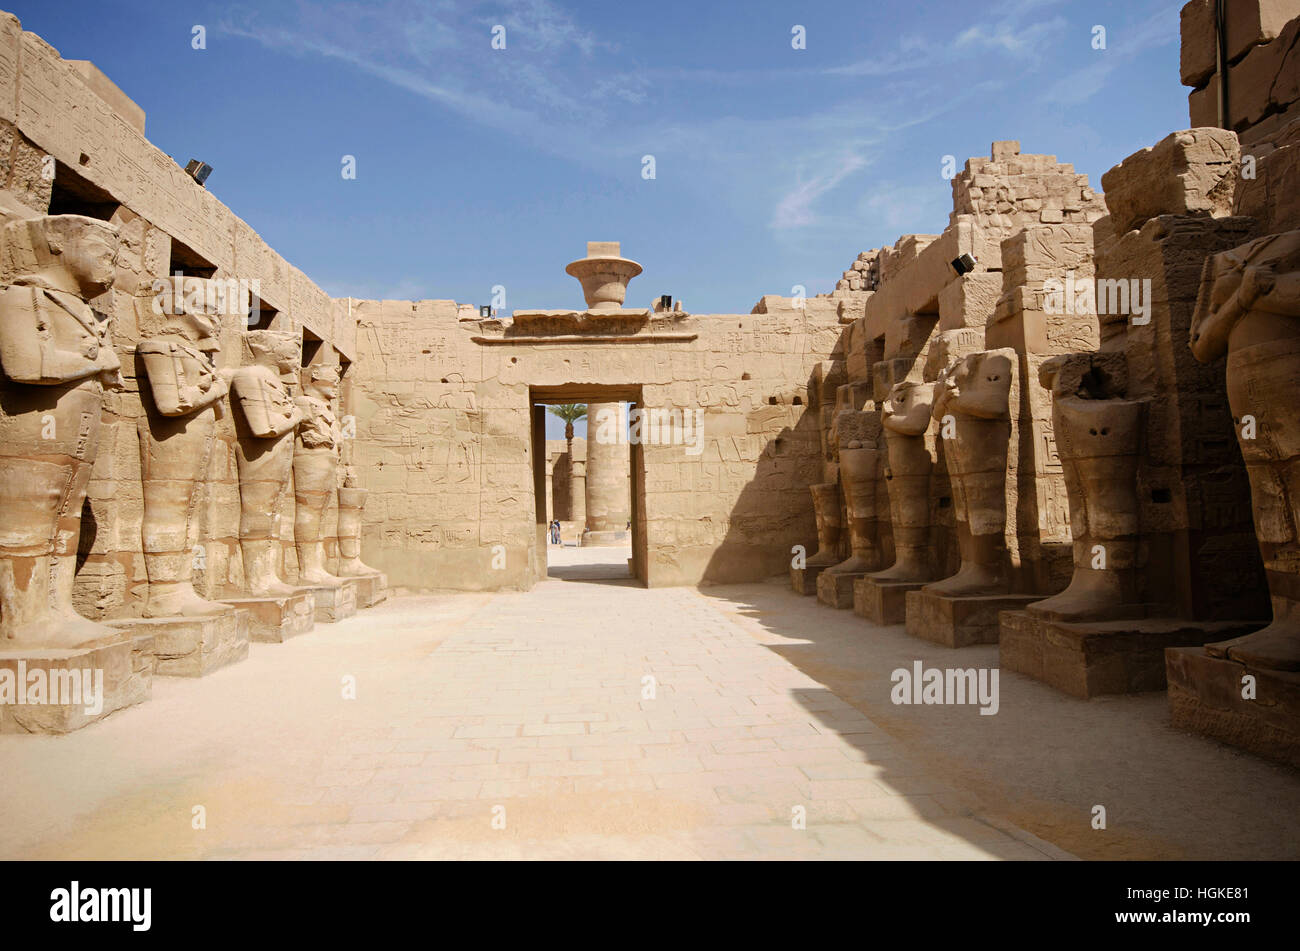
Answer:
(772, 154, 870, 230)
(954, 16, 1069, 58)
(1037, 2, 1180, 105)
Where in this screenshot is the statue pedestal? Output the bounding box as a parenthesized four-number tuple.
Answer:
(817, 569, 864, 609)
(301, 583, 357, 623)
(1000, 611, 1257, 699)
(905, 589, 1038, 648)
(219, 591, 315, 643)
(580, 530, 629, 547)
(854, 577, 925, 626)
(341, 572, 387, 609)
(790, 563, 833, 596)
(107, 609, 249, 678)
(0, 632, 155, 734)
(1166, 646, 1300, 769)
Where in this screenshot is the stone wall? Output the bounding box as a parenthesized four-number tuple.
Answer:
(1182, 0, 1300, 147)
(348, 293, 843, 590)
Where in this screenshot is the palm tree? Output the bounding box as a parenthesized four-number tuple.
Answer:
(547, 403, 587, 457)
(546, 404, 586, 524)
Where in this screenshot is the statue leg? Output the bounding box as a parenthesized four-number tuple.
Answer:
(293, 449, 342, 585)
(1207, 346, 1300, 669)
(0, 380, 111, 647)
(237, 437, 296, 596)
(139, 407, 225, 617)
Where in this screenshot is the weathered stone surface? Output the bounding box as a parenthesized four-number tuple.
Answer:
(1001, 609, 1256, 698)
(905, 588, 1038, 647)
(1237, 118, 1300, 233)
(219, 591, 313, 643)
(1180, 0, 1300, 88)
(300, 582, 357, 624)
(108, 609, 249, 678)
(854, 575, 922, 626)
(1167, 645, 1300, 768)
(1101, 129, 1239, 235)
(0, 632, 153, 733)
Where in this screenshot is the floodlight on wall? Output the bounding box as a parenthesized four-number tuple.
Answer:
(479, 305, 492, 318)
(658, 294, 672, 311)
(184, 160, 212, 186)
(950, 252, 977, 275)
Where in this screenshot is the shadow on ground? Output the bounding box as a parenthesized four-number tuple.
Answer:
(699, 576, 1300, 860)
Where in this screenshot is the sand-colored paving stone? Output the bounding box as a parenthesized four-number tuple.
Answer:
(5, 546, 1295, 860)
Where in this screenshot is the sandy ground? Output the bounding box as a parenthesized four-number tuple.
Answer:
(0, 548, 1294, 860)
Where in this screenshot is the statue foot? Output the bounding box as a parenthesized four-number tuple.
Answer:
(827, 555, 874, 575)
(11, 612, 115, 650)
(924, 564, 1006, 598)
(144, 585, 229, 618)
(299, 570, 344, 588)
(804, 552, 841, 569)
(1027, 563, 1137, 622)
(248, 578, 298, 597)
(1208, 622, 1300, 671)
(337, 558, 381, 578)
(868, 559, 929, 584)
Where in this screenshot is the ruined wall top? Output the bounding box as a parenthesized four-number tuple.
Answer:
(950, 140, 1105, 233)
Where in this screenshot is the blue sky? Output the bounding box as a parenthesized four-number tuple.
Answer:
(14, 0, 1190, 438)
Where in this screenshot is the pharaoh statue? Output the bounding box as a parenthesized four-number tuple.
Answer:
(826, 382, 884, 578)
(136, 277, 230, 617)
(1189, 229, 1300, 670)
(870, 380, 937, 583)
(806, 482, 843, 574)
(293, 363, 344, 587)
(229, 330, 303, 596)
(0, 215, 121, 647)
(924, 348, 1016, 597)
(1028, 352, 1144, 621)
(337, 465, 382, 579)
(804, 363, 847, 579)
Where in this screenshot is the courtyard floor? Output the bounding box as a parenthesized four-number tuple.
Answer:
(2, 545, 1297, 860)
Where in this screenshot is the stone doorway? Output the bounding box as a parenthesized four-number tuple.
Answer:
(530, 384, 647, 586)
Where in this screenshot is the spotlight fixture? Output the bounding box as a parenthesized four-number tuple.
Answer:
(479, 305, 492, 318)
(951, 252, 977, 275)
(658, 294, 673, 311)
(184, 159, 212, 187)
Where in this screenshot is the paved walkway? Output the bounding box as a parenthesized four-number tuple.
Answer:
(5, 547, 1297, 860)
(0, 548, 1063, 860)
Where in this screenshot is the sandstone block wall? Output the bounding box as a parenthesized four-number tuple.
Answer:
(1182, 0, 1300, 146)
(349, 296, 843, 590)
